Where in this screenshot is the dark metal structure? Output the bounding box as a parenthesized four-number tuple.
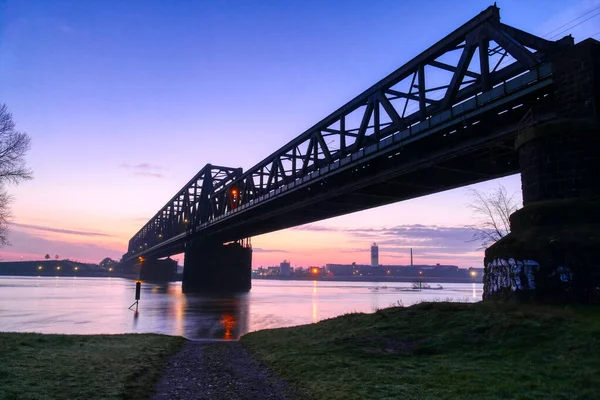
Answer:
(125, 5, 575, 261)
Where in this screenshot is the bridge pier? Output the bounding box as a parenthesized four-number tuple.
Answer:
(484, 118, 600, 303)
(139, 257, 178, 282)
(484, 39, 600, 304)
(182, 240, 252, 293)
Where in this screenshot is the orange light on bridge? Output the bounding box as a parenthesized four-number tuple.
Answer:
(138, 256, 145, 262)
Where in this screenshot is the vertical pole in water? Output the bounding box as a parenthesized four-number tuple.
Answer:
(135, 281, 141, 312)
(410, 248, 413, 266)
(130, 281, 141, 311)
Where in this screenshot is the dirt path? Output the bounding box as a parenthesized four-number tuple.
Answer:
(152, 341, 294, 400)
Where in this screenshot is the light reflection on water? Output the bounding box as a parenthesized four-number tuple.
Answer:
(0, 277, 482, 340)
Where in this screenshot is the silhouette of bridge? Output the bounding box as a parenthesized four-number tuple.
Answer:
(123, 5, 599, 294)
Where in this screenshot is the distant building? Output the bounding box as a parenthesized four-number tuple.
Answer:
(371, 243, 379, 267)
(280, 260, 291, 277)
(326, 263, 467, 278)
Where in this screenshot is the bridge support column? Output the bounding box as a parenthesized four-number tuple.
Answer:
(139, 257, 178, 282)
(484, 119, 600, 303)
(182, 240, 252, 293)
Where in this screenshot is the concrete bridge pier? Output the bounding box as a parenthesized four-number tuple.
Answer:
(484, 119, 600, 303)
(182, 240, 252, 293)
(139, 257, 178, 282)
(484, 40, 600, 304)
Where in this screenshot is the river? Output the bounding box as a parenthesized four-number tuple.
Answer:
(0, 277, 482, 340)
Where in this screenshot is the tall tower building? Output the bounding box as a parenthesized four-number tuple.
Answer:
(370, 243, 379, 267)
(280, 260, 291, 277)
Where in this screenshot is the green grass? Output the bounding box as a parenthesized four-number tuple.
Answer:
(241, 302, 600, 400)
(0, 333, 185, 400)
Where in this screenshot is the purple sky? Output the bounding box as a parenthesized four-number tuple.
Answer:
(1, 0, 599, 267)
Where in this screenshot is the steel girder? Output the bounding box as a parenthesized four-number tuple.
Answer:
(128, 164, 241, 254)
(126, 5, 574, 259)
(218, 5, 572, 210)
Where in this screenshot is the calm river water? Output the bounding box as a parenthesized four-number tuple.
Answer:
(0, 277, 482, 340)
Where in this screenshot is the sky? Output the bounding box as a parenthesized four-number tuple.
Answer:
(0, 0, 599, 268)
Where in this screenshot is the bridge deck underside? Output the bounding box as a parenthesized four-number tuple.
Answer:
(140, 88, 553, 260)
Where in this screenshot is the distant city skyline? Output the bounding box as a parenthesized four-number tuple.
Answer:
(1, 0, 599, 267)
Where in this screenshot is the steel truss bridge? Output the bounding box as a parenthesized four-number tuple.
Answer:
(124, 5, 575, 261)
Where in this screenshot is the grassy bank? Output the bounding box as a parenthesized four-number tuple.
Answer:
(0, 333, 184, 400)
(242, 302, 600, 400)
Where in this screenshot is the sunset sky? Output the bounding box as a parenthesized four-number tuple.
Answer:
(1, 0, 599, 268)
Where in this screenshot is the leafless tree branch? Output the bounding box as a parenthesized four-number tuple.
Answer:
(0, 187, 11, 246)
(467, 185, 520, 250)
(0, 103, 32, 247)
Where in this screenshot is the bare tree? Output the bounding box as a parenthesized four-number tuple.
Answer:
(0, 189, 10, 247)
(0, 103, 32, 246)
(467, 185, 521, 249)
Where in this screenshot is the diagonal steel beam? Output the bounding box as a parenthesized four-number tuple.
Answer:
(354, 100, 374, 151)
(315, 131, 333, 163)
(442, 40, 477, 108)
(499, 23, 557, 52)
(429, 60, 480, 78)
(377, 92, 404, 126)
(484, 23, 538, 69)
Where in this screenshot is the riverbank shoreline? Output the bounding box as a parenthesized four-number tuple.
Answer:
(242, 301, 600, 399)
(2, 302, 599, 399)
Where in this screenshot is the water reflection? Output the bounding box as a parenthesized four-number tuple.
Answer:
(180, 294, 249, 340)
(221, 314, 236, 340)
(312, 280, 318, 323)
(0, 277, 483, 340)
(134, 283, 249, 340)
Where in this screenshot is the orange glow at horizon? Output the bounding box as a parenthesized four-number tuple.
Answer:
(7, 199, 487, 267)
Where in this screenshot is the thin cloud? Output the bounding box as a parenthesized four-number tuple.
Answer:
(253, 248, 286, 253)
(3, 229, 122, 263)
(134, 171, 165, 179)
(119, 163, 164, 171)
(295, 223, 480, 265)
(293, 225, 338, 232)
(119, 163, 165, 178)
(10, 222, 113, 238)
